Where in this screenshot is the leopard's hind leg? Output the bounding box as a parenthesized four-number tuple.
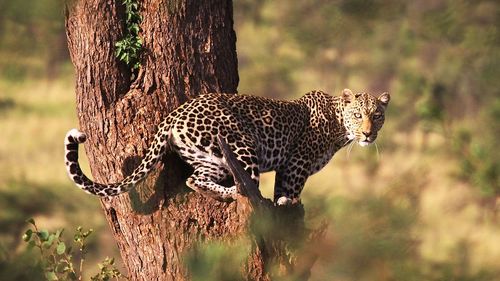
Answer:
(186, 165, 236, 201)
(186, 157, 260, 201)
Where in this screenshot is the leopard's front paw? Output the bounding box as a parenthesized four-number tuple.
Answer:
(276, 196, 293, 206)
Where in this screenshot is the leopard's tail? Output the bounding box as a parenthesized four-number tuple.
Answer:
(64, 123, 171, 196)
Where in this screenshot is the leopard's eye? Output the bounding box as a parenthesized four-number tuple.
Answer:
(354, 113, 362, 118)
(373, 113, 382, 120)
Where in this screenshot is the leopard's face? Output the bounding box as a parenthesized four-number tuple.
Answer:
(341, 89, 390, 147)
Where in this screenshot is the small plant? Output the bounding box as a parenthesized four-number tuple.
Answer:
(115, 0, 142, 69)
(22, 218, 125, 281)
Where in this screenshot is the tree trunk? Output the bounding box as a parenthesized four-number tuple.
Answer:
(65, 1, 320, 280)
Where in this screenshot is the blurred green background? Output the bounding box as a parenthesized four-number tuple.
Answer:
(0, 0, 499, 280)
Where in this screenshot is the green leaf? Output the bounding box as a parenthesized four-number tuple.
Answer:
(38, 230, 50, 241)
(55, 229, 64, 239)
(83, 229, 93, 238)
(74, 228, 83, 242)
(115, 0, 142, 68)
(45, 234, 56, 248)
(54, 263, 67, 273)
(26, 218, 36, 226)
(23, 229, 33, 242)
(27, 240, 37, 250)
(43, 234, 56, 248)
(131, 25, 139, 34)
(68, 271, 78, 280)
(56, 242, 66, 255)
(45, 271, 58, 281)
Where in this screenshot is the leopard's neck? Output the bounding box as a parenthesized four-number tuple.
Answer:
(296, 91, 350, 149)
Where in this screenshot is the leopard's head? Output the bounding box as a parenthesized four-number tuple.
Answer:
(341, 89, 390, 147)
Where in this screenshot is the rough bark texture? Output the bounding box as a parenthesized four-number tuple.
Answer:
(65, 1, 321, 280)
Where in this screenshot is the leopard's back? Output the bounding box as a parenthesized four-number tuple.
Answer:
(169, 93, 310, 173)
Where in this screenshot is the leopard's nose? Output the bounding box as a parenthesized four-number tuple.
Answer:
(362, 130, 371, 137)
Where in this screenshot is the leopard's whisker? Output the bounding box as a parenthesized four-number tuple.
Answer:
(346, 140, 355, 160)
(374, 141, 380, 161)
(342, 137, 351, 147)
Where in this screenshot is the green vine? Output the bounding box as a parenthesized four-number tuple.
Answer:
(115, 0, 142, 70)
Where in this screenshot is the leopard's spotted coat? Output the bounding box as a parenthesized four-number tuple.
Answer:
(64, 89, 390, 205)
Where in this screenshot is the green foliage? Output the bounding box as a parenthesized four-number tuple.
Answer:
(0, 0, 68, 80)
(91, 258, 123, 281)
(322, 193, 419, 280)
(415, 83, 446, 132)
(22, 219, 125, 281)
(115, 0, 142, 70)
(453, 101, 500, 197)
(184, 241, 248, 281)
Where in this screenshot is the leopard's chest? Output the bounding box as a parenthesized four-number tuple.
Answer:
(254, 127, 299, 172)
(308, 144, 339, 174)
(308, 129, 349, 174)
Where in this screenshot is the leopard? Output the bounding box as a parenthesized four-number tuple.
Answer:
(64, 88, 390, 205)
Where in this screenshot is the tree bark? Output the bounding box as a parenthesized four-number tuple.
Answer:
(65, 1, 320, 280)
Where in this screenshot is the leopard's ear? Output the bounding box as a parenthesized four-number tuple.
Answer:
(378, 92, 390, 108)
(342, 88, 355, 103)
